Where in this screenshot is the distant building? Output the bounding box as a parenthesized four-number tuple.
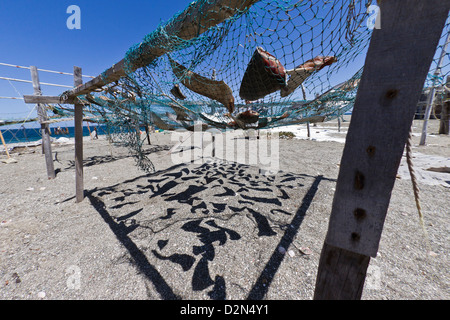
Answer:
(415, 86, 445, 119)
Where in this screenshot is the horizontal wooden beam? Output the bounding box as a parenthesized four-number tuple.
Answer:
(23, 95, 77, 104)
(64, 0, 260, 98)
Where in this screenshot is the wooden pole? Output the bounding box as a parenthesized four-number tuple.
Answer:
(439, 76, 450, 135)
(86, 121, 91, 138)
(337, 109, 341, 133)
(314, 0, 450, 300)
(74, 66, 84, 203)
(64, 0, 260, 99)
(144, 124, 151, 145)
(212, 134, 216, 158)
(419, 31, 450, 145)
(0, 130, 11, 159)
(30, 66, 55, 180)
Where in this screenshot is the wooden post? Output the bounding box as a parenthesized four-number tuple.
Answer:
(0, 130, 11, 159)
(144, 124, 151, 145)
(74, 66, 84, 203)
(440, 76, 450, 135)
(314, 0, 450, 300)
(212, 134, 216, 158)
(86, 121, 91, 138)
(337, 110, 341, 133)
(420, 31, 450, 145)
(30, 66, 55, 179)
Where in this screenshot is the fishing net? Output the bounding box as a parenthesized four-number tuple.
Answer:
(94, 0, 372, 125)
(52, 0, 449, 171)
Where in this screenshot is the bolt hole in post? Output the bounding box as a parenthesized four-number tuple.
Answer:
(385, 89, 398, 99)
(351, 232, 361, 242)
(354, 171, 365, 190)
(353, 208, 367, 221)
(366, 145, 376, 157)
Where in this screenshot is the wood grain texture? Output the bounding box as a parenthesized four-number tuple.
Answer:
(23, 95, 76, 104)
(314, 243, 370, 300)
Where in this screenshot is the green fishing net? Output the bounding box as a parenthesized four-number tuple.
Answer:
(52, 0, 449, 171)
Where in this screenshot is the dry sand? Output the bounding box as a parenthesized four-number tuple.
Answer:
(0, 119, 448, 300)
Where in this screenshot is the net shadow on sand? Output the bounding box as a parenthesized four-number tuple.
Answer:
(62, 145, 171, 171)
(82, 159, 334, 300)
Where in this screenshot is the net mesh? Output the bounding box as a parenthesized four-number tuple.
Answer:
(49, 0, 449, 171)
(121, 0, 371, 118)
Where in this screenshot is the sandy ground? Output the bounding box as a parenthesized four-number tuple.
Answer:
(0, 119, 448, 300)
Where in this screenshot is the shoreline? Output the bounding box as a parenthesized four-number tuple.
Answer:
(2, 119, 449, 185)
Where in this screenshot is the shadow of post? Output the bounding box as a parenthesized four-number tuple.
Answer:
(86, 191, 180, 300)
(247, 175, 324, 300)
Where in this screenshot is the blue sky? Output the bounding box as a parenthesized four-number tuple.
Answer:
(0, 0, 193, 121)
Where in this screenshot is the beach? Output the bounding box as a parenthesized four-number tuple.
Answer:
(0, 118, 448, 300)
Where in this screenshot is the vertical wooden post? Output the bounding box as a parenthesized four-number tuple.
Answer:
(30, 66, 55, 179)
(0, 130, 11, 159)
(314, 0, 449, 300)
(74, 66, 84, 203)
(337, 110, 341, 133)
(145, 124, 152, 145)
(212, 134, 216, 158)
(86, 121, 91, 138)
(302, 83, 311, 138)
(439, 76, 450, 135)
(420, 31, 450, 145)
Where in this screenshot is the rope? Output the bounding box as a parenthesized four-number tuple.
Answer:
(405, 126, 431, 252)
(0, 62, 95, 78)
(0, 96, 24, 100)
